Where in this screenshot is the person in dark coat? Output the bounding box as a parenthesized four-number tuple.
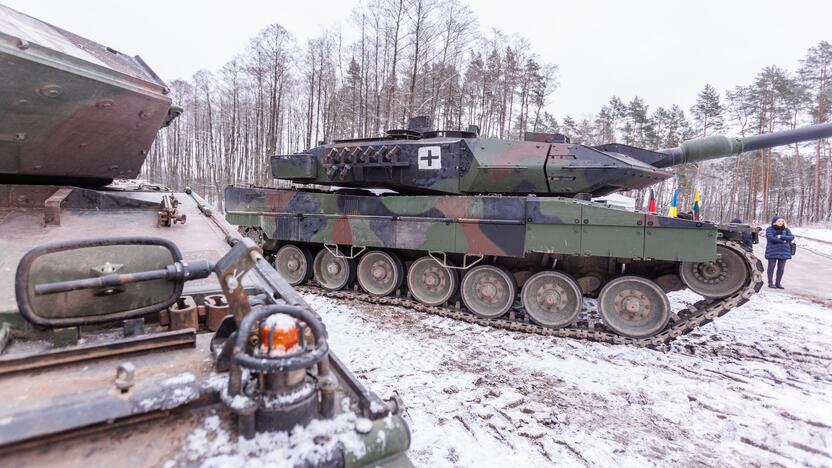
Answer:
(730, 218, 754, 252)
(764, 215, 794, 289)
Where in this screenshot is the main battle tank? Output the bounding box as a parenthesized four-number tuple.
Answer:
(0, 5, 412, 466)
(225, 116, 832, 345)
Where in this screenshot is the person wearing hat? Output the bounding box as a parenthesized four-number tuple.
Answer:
(764, 215, 794, 289)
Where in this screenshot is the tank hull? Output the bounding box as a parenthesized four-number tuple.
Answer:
(225, 185, 763, 344)
(225, 186, 717, 263)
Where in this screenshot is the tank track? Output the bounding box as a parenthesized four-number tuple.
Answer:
(296, 241, 764, 348)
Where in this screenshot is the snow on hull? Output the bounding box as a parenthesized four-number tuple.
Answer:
(185, 413, 365, 468)
(304, 291, 831, 467)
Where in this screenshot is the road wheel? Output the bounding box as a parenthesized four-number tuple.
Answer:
(407, 256, 457, 306)
(273, 244, 313, 285)
(598, 276, 670, 338)
(357, 250, 404, 296)
(461, 264, 516, 319)
(521, 271, 582, 328)
(313, 249, 355, 291)
(679, 245, 748, 298)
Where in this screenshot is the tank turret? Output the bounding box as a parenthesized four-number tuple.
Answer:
(272, 117, 832, 197)
(0, 4, 179, 186)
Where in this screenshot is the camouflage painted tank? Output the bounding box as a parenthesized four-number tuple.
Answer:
(225, 116, 832, 345)
(0, 5, 412, 466)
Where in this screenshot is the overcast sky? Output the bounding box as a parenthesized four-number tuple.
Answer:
(4, 0, 831, 120)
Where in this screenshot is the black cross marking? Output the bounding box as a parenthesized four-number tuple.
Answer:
(420, 149, 439, 167)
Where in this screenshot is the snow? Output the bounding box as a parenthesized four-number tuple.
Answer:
(796, 238, 832, 257)
(791, 227, 832, 243)
(139, 385, 199, 412)
(791, 227, 832, 257)
(203, 373, 228, 392)
(183, 411, 366, 467)
(223, 390, 253, 412)
(263, 313, 298, 331)
(223, 380, 317, 410)
(162, 372, 196, 386)
(260, 383, 316, 409)
(298, 290, 832, 467)
(177, 279, 832, 466)
(259, 313, 301, 356)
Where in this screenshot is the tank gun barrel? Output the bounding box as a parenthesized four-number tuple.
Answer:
(654, 122, 832, 168)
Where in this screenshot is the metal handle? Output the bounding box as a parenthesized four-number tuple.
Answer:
(34, 260, 212, 296)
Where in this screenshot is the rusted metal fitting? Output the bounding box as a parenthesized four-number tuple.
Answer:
(157, 194, 187, 227)
(115, 362, 136, 393)
(204, 294, 230, 331)
(168, 296, 198, 331)
(123, 317, 145, 337)
(384, 393, 406, 415)
(43, 188, 73, 226)
(159, 309, 169, 326)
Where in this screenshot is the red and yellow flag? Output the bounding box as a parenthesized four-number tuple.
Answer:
(648, 189, 657, 214)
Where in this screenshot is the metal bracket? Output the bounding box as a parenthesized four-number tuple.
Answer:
(158, 194, 187, 227)
(323, 243, 366, 259)
(428, 251, 484, 270)
(214, 238, 262, 323)
(43, 188, 72, 226)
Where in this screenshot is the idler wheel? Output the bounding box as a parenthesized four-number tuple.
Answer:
(679, 245, 748, 299)
(407, 256, 458, 306)
(598, 276, 670, 338)
(274, 244, 312, 286)
(521, 271, 582, 328)
(461, 264, 516, 319)
(312, 249, 355, 291)
(357, 250, 404, 296)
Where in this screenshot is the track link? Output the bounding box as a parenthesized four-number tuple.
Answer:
(298, 241, 764, 348)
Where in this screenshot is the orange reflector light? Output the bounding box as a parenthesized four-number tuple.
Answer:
(259, 314, 300, 356)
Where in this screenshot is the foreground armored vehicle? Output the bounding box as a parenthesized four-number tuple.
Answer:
(0, 5, 411, 466)
(226, 116, 832, 345)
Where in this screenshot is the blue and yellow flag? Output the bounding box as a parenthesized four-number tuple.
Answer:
(667, 189, 678, 218)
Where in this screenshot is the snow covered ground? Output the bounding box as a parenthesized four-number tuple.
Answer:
(180, 289, 832, 466)
(791, 227, 832, 257)
(791, 227, 832, 243)
(306, 291, 832, 467)
(180, 268, 832, 467)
